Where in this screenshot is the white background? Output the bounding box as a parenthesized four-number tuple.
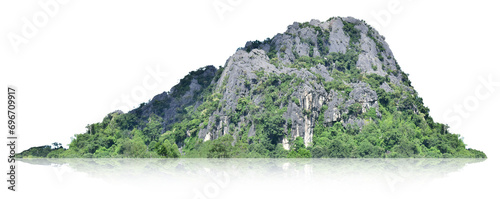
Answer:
(1, 0, 499, 197)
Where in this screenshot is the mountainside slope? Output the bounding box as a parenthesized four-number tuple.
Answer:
(18, 17, 486, 158)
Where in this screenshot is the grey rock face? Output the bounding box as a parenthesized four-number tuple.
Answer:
(323, 92, 343, 125)
(310, 64, 334, 82)
(347, 83, 378, 111)
(196, 49, 333, 147)
(357, 33, 386, 76)
(380, 82, 393, 93)
(130, 65, 217, 130)
(328, 18, 349, 54)
(198, 50, 384, 147)
(195, 17, 414, 148)
(127, 16, 418, 150)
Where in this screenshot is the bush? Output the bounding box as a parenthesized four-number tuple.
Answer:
(342, 20, 361, 45)
(207, 134, 233, 158)
(292, 96, 300, 106)
(365, 73, 385, 89)
(245, 40, 262, 52)
(324, 79, 351, 93)
(287, 148, 311, 158)
(348, 103, 363, 116)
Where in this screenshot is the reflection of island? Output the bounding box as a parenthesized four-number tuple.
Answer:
(19, 158, 484, 180)
(18, 158, 486, 196)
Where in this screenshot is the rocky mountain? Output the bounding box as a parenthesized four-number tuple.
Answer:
(19, 17, 486, 158)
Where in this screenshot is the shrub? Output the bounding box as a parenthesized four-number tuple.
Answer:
(342, 20, 361, 45)
(292, 96, 300, 106)
(348, 103, 363, 116)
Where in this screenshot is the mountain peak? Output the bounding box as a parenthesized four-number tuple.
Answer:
(18, 16, 486, 159)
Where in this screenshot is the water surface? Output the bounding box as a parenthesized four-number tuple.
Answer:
(16, 158, 492, 198)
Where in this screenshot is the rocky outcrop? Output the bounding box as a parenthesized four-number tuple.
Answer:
(346, 83, 379, 113)
(380, 82, 393, 93)
(129, 16, 415, 149)
(130, 65, 217, 129)
(196, 17, 413, 148)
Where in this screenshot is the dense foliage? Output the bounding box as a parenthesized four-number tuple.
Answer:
(17, 143, 66, 158)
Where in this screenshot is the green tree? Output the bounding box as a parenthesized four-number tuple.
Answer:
(143, 114, 163, 146)
(156, 139, 179, 158)
(208, 134, 233, 158)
